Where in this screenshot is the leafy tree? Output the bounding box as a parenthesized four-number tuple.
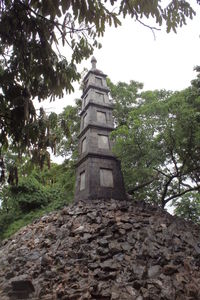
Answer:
(53, 99, 81, 158)
(173, 192, 200, 224)
(0, 0, 199, 183)
(0, 108, 59, 184)
(0, 96, 80, 239)
(107, 79, 143, 126)
(110, 74, 200, 208)
(9, 176, 50, 212)
(0, 159, 75, 239)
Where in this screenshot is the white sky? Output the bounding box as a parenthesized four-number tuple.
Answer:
(39, 0, 200, 115)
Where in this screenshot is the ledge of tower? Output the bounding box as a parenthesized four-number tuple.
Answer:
(77, 123, 114, 139)
(81, 83, 110, 99)
(75, 152, 120, 167)
(79, 101, 114, 117)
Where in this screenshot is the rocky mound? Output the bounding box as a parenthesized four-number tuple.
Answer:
(0, 199, 200, 300)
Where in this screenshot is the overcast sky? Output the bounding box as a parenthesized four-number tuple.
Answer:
(38, 0, 200, 115)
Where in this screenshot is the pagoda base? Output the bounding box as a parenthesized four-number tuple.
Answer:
(74, 155, 126, 202)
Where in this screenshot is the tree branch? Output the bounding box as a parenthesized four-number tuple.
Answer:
(181, 181, 193, 189)
(128, 176, 158, 194)
(160, 175, 176, 208)
(120, 0, 161, 40)
(19, 1, 94, 35)
(136, 19, 161, 40)
(153, 167, 170, 178)
(163, 186, 200, 206)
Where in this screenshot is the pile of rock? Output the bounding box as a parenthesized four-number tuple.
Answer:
(0, 199, 200, 299)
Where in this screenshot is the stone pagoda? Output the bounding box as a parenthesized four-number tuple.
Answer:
(74, 57, 126, 201)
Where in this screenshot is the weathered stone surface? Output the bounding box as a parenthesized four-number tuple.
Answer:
(148, 265, 161, 278)
(11, 275, 34, 292)
(163, 264, 178, 275)
(0, 199, 200, 299)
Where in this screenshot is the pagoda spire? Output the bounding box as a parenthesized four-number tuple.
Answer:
(91, 56, 97, 70)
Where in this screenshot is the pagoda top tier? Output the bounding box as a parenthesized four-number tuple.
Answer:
(83, 56, 107, 83)
(91, 56, 97, 70)
(81, 57, 109, 99)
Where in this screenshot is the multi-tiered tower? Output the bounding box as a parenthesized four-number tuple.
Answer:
(74, 57, 126, 201)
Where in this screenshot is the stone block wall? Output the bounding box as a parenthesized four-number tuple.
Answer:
(74, 156, 126, 202)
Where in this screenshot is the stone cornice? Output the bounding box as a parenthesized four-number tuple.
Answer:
(80, 100, 113, 116)
(77, 123, 114, 139)
(82, 84, 110, 99)
(75, 152, 119, 167)
(83, 70, 107, 82)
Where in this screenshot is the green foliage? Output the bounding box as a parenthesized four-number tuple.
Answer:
(0, 210, 17, 239)
(0, 97, 78, 240)
(0, 160, 75, 240)
(0, 209, 44, 240)
(9, 176, 50, 212)
(173, 192, 200, 224)
(53, 99, 81, 158)
(110, 75, 200, 209)
(107, 79, 143, 126)
(0, 107, 60, 184)
(118, 1, 197, 33)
